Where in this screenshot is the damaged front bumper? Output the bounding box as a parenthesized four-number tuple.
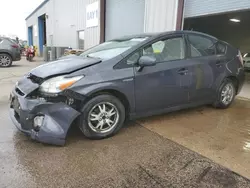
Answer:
(9, 89, 80, 146)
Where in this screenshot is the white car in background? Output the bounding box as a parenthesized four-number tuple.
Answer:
(243, 53, 250, 70)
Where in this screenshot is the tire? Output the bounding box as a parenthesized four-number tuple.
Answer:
(28, 56, 32, 62)
(0, 53, 12, 67)
(79, 94, 126, 139)
(213, 78, 236, 109)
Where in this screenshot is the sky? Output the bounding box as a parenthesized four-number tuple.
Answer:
(0, 0, 44, 40)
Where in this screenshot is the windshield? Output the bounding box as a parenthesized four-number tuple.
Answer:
(80, 37, 148, 60)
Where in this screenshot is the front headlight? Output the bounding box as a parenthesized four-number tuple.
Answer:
(39, 75, 84, 94)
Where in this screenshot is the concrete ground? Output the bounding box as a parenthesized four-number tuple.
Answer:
(139, 99, 250, 179)
(1, 58, 250, 187)
(238, 71, 250, 99)
(0, 58, 43, 103)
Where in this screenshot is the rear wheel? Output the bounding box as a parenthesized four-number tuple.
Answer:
(213, 79, 236, 109)
(79, 94, 125, 139)
(0, 53, 12, 67)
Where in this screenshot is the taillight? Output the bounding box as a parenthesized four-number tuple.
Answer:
(238, 50, 244, 67)
(11, 44, 19, 48)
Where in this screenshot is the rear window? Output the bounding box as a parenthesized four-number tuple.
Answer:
(188, 35, 216, 57)
(7, 39, 18, 45)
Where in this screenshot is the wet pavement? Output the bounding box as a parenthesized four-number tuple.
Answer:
(139, 99, 250, 179)
(1, 59, 250, 187)
(1, 103, 250, 188)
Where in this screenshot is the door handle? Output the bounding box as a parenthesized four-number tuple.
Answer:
(177, 68, 188, 75)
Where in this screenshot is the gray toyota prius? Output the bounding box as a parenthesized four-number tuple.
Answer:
(9, 31, 245, 145)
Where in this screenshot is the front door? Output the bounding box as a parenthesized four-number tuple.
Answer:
(134, 35, 192, 114)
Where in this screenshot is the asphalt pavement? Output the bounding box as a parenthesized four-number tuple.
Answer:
(0, 58, 250, 188)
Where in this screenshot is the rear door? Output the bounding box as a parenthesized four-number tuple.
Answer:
(0, 38, 3, 48)
(185, 34, 225, 103)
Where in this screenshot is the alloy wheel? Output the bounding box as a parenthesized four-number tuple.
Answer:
(0, 55, 11, 67)
(221, 83, 234, 105)
(88, 102, 119, 133)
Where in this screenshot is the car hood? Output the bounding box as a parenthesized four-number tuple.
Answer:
(30, 56, 101, 78)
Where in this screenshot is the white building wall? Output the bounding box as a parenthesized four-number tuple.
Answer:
(105, 0, 145, 41)
(77, 0, 100, 49)
(26, 0, 100, 51)
(51, 0, 78, 48)
(46, 0, 54, 46)
(144, 0, 179, 32)
(50, 0, 100, 49)
(26, 1, 51, 53)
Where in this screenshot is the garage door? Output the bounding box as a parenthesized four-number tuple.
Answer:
(105, 0, 145, 41)
(184, 0, 250, 18)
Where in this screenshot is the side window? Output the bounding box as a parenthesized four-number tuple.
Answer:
(188, 35, 216, 57)
(142, 37, 185, 62)
(216, 42, 227, 55)
(126, 51, 140, 65)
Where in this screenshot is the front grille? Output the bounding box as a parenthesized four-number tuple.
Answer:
(27, 73, 43, 84)
(15, 87, 25, 96)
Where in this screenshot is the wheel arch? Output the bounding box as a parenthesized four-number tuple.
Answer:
(0, 50, 13, 59)
(87, 89, 130, 117)
(226, 76, 239, 93)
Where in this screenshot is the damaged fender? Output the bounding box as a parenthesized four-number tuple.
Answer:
(29, 103, 80, 145)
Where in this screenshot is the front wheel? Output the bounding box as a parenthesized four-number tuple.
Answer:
(79, 94, 125, 139)
(213, 79, 236, 109)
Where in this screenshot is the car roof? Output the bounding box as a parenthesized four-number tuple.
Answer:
(0, 37, 12, 40)
(111, 34, 156, 41)
(110, 30, 218, 42)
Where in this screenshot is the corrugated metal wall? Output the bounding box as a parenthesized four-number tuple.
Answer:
(52, 0, 100, 49)
(26, 1, 50, 54)
(144, 0, 178, 32)
(26, 0, 181, 52)
(105, 0, 145, 41)
(184, 0, 250, 18)
(84, 0, 100, 48)
(77, 0, 100, 48)
(51, 0, 78, 48)
(76, 0, 86, 31)
(26, 0, 100, 50)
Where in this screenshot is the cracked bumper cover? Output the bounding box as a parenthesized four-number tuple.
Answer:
(9, 90, 80, 146)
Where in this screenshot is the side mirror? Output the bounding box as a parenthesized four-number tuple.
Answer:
(138, 56, 157, 68)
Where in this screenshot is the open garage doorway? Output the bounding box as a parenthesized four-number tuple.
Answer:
(38, 14, 47, 56)
(184, 10, 250, 98)
(28, 26, 33, 46)
(184, 10, 250, 54)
